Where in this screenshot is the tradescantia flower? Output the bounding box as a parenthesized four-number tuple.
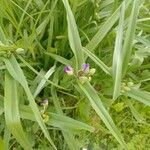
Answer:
(82, 63, 89, 72)
(78, 63, 90, 77)
(78, 63, 96, 84)
(64, 66, 74, 75)
(64, 63, 96, 84)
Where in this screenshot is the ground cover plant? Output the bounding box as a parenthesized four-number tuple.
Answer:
(0, 0, 150, 149)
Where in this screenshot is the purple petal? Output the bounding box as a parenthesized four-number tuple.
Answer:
(64, 66, 74, 75)
(82, 63, 89, 71)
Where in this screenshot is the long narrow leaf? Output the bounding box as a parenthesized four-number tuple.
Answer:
(0, 100, 94, 132)
(112, 2, 125, 100)
(126, 100, 145, 123)
(44, 52, 71, 66)
(123, 89, 150, 106)
(33, 65, 55, 98)
(4, 127, 11, 150)
(4, 55, 57, 150)
(62, 0, 84, 69)
(17, 55, 66, 90)
(4, 72, 32, 150)
(85, 0, 132, 52)
(79, 82, 127, 149)
(83, 47, 111, 75)
(51, 68, 80, 150)
(122, 0, 140, 75)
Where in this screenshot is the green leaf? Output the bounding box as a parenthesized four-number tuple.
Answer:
(47, 113, 95, 132)
(112, 2, 125, 100)
(17, 55, 66, 90)
(51, 68, 80, 150)
(4, 72, 32, 150)
(44, 52, 71, 66)
(135, 36, 150, 48)
(126, 101, 145, 123)
(83, 47, 111, 75)
(62, 0, 84, 69)
(122, 0, 141, 75)
(4, 55, 57, 150)
(79, 82, 127, 149)
(4, 127, 11, 150)
(123, 89, 150, 106)
(85, 0, 132, 52)
(19, 104, 94, 132)
(33, 65, 55, 98)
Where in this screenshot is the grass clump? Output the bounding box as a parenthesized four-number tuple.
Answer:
(0, 0, 150, 149)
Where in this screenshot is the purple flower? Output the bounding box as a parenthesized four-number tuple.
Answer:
(64, 66, 74, 75)
(82, 63, 89, 72)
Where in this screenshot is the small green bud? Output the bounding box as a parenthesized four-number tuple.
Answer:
(88, 76, 91, 81)
(127, 82, 134, 87)
(16, 48, 26, 55)
(124, 86, 131, 91)
(42, 114, 49, 123)
(89, 68, 96, 75)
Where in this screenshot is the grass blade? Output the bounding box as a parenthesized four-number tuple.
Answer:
(22, 106, 94, 132)
(18, 104, 95, 132)
(123, 89, 150, 106)
(4, 72, 32, 150)
(33, 65, 55, 98)
(126, 101, 145, 123)
(4, 55, 57, 150)
(4, 126, 11, 150)
(0, 99, 94, 132)
(51, 68, 80, 149)
(83, 47, 111, 75)
(79, 82, 127, 149)
(46, 113, 94, 132)
(112, 2, 125, 100)
(85, 0, 132, 52)
(62, 0, 84, 69)
(17, 55, 66, 90)
(122, 0, 140, 75)
(44, 52, 72, 66)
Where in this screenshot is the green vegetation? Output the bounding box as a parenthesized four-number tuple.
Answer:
(0, 0, 150, 149)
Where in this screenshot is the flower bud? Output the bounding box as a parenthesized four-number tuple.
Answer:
(42, 114, 49, 122)
(82, 63, 89, 72)
(16, 48, 26, 55)
(41, 99, 48, 106)
(89, 68, 96, 75)
(88, 76, 92, 81)
(64, 66, 74, 75)
(127, 82, 134, 87)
